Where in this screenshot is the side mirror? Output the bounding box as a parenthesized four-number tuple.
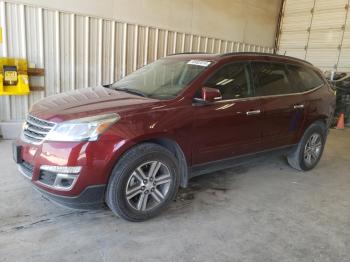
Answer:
(201, 87, 222, 103)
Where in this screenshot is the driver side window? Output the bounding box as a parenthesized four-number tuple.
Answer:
(204, 63, 253, 100)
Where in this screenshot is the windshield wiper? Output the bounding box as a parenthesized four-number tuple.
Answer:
(113, 87, 148, 97)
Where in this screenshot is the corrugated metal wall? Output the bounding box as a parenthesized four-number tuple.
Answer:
(0, 0, 274, 122)
(278, 0, 350, 71)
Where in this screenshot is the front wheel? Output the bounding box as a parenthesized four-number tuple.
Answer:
(287, 122, 327, 171)
(106, 143, 180, 221)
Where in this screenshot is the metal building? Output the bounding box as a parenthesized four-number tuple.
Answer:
(278, 0, 350, 72)
(0, 0, 273, 128)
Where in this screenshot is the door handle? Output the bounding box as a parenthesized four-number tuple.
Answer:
(293, 104, 305, 109)
(246, 110, 261, 116)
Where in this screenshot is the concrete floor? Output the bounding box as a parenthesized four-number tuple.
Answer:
(0, 129, 350, 262)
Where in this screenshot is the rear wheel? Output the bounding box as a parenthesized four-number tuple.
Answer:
(106, 143, 180, 221)
(303, 133, 323, 168)
(287, 122, 327, 171)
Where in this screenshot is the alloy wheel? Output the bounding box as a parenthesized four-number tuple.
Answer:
(125, 161, 172, 211)
(304, 133, 323, 167)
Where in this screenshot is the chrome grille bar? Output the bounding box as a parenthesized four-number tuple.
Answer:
(26, 125, 49, 135)
(22, 114, 56, 144)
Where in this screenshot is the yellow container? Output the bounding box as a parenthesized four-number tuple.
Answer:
(0, 57, 30, 96)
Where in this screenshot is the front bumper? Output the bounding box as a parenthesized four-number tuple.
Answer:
(33, 183, 106, 209)
(13, 134, 124, 209)
(16, 160, 106, 209)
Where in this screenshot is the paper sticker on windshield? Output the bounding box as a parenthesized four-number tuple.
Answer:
(187, 60, 212, 67)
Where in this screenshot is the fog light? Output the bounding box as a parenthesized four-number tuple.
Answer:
(39, 165, 81, 190)
(40, 165, 82, 174)
(52, 173, 77, 190)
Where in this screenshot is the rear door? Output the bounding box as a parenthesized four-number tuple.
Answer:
(192, 62, 262, 165)
(287, 64, 329, 129)
(251, 62, 306, 149)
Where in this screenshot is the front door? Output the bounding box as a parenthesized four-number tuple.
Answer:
(192, 62, 262, 165)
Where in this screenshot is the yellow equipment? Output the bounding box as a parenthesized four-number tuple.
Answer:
(0, 57, 30, 95)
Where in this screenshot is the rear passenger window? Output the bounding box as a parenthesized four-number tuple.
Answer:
(204, 63, 253, 100)
(252, 62, 296, 96)
(287, 65, 324, 92)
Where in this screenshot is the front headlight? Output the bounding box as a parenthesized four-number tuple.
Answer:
(45, 113, 120, 142)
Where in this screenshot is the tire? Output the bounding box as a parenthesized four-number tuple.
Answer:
(287, 121, 327, 171)
(106, 143, 180, 222)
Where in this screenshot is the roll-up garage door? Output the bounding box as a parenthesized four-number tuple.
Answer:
(278, 0, 350, 72)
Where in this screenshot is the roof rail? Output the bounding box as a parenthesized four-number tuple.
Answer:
(220, 52, 313, 66)
(168, 52, 207, 56)
(168, 51, 313, 66)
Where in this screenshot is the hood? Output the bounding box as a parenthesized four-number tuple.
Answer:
(30, 87, 158, 122)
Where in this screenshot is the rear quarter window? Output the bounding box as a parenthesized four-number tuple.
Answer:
(287, 65, 325, 92)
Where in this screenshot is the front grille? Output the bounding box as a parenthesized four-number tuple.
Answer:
(19, 161, 34, 179)
(22, 114, 56, 144)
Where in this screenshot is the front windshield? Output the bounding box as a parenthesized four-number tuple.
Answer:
(111, 58, 211, 99)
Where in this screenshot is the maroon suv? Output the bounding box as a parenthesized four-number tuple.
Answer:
(13, 52, 336, 221)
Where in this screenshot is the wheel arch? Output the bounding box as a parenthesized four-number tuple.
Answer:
(108, 136, 190, 189)
(306, 118, 328, 132)
(297, 117, 328, 144)
(288, 118, 328, 171)
(143, 137, 189, 188)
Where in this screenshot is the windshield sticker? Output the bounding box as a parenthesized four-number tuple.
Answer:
(187, 60, 212, 67)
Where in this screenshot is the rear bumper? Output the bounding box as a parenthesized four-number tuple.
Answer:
(32, 183, 106, 209)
